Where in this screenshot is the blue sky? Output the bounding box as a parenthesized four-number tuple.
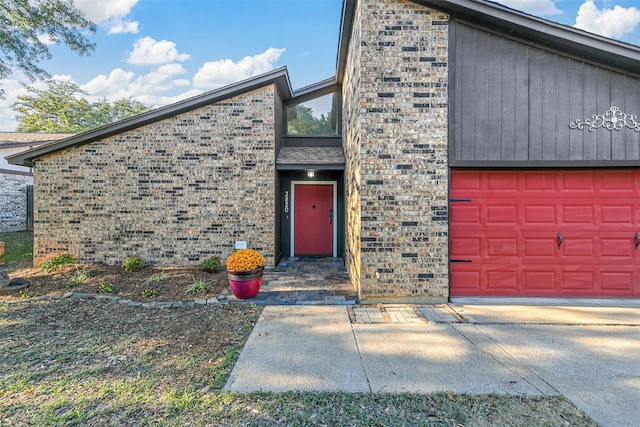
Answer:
(1, 0, 640, 130)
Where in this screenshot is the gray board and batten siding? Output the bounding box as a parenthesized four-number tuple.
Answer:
(449, 21, 640, 168)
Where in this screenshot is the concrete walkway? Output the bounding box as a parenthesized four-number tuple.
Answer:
(226, 303, 640, 427)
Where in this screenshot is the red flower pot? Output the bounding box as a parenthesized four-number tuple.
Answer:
(227, 267, 264, 299)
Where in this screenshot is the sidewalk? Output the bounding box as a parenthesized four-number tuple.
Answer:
(226, 303, 640, 427)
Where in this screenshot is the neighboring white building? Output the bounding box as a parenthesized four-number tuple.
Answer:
(1, 132, 74, 232)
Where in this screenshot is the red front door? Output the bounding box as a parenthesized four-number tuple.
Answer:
(294, 184, 333, 256)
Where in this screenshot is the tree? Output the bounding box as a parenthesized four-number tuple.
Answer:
(13, 80, 151, 133)
(0, 0, 96, 97)
(287, 104, 335, 135)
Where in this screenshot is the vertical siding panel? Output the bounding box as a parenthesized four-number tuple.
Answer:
(582, 66, 598, 160)
(623, 75, 640, 160)
(528, 49, 544, 161)
(514, 45, 529, 161)
(568, 60, 585, 160)
(501, 39, 517, 161)
(541, 54, 557, 160)
(596, 68, 612, 160)
(460, 26, 477, 160)
(611, 72, 627, 160)
(555, 57, 570, 160)
(473, 30, 490, 161)
(487, 31, 503, 160)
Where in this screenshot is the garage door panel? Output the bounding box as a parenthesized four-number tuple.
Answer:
(450, 270, 482, 294)
(522, 269, 557, 291)
(487, 237, 518, 257)
(450, 236, 481, 259)
(560, 237, 596, 258)
(599, 233, 639, 263)
(450, 205, 481, 224)
(451, 169, 640, 298)
(600, 205, 634, 225)
(560, 269, 596, 291)
(486, 204, 518, 225)
(486, 269, 519, 292)
(560, 171, 596, 193)
(560, 204, 596, 226)
(599, 170, 637, 194)
(600, 271, 634, 292)
(523, 204, 556, 225)
(522, 234, 557, 260)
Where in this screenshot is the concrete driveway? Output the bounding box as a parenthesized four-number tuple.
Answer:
(226, 302, 640, 427)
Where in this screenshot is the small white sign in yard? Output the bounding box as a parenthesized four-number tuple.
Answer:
(235, 241, 247, 250)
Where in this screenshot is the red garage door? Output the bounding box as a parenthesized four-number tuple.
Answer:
(450, 170, 640, 297)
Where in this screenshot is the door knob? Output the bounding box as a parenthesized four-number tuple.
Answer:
(635, 232, 640, 250)
(557, 232, 563, 249)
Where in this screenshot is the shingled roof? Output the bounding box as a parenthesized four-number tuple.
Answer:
(0, 132, 75, 148)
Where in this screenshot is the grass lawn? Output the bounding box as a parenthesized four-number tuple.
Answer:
(0, 231, 33, 265)
(0, 231, 596, 426)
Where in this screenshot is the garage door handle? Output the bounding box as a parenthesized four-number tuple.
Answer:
(557, 232, 563, 249)
(635, 232, 640, 250)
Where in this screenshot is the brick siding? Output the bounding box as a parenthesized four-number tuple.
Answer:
(32, 86, 276, 266)
(0, 172, 32, 232)
(343, 0, 450, 300)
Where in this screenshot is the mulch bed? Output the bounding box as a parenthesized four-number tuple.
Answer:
(2, 262, 228, 302)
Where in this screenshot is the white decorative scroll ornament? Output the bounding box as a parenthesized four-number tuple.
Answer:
(569, 106, 640, 132)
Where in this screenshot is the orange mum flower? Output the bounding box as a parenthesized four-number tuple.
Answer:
(226, 249, 265, 272)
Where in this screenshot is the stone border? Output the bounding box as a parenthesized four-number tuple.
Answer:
(60, 291, 221, 309)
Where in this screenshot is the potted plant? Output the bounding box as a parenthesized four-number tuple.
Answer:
(226, 249, 265, 299)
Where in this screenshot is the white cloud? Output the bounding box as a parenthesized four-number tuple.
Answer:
(127, 37, 190, 65)
(74, 0, 140, 34)
(192, 47, 285, 89)
(81, 68, 136, 96)
(105, 18, 140, 35)
(575, 1, 640, 38)
(74, 0, 138, 23)
(79, 64, 191, 106)
(497, 0, 561, 16)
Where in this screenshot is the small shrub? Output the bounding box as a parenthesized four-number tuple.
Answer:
(121, 256, 144, 272)
(202, 256, 222, 273)
(66, 269, 90, 288)
(143, 273, 170, 285)
(98, 283, 114, 294)
(19, 290, 37, 299)
(40, 254, 75, 272)
(141, 289, 157, 298)
(185, 279, 208, 294)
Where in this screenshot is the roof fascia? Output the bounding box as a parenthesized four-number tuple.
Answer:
(423, 0, 640, 67)
(7, 68, 293, 167)
(336, 0, 357, 83)
(335, 0, 640, 83)
(289, 77, 340, 105)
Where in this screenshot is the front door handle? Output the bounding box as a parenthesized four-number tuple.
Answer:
(557, 232, 563, 249)
(635, 232, 640, 250)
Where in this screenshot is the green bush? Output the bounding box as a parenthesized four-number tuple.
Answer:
(201, 256, 222, 273)
(121, 256, 144, 272)
(40, 254, 75, 272)
(185, 279, 208, 294)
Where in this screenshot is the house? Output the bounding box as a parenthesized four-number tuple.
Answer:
(8, 0, 640, 301)
(1, 132, 74, 232)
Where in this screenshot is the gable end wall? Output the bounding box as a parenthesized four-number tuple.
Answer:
(32, 86, 277, 266)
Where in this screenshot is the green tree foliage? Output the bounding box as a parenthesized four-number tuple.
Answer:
(13, 80, 151, 133)
(287, 104, 335, 135)
(0, 0, 96, 97)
